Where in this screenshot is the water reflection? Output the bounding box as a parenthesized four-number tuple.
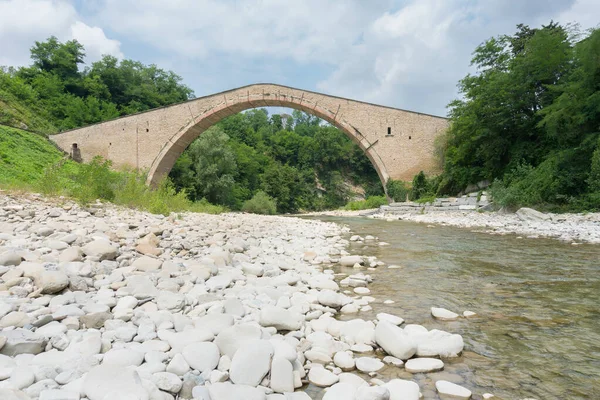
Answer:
(309, 217, 600, 400)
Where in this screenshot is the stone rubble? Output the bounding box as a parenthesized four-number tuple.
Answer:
(0, 193, 476, 399)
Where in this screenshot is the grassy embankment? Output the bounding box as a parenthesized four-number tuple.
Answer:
(0, 125, 225, 215)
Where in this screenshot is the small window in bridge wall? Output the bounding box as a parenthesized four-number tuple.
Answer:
(387, 127, 391, 135)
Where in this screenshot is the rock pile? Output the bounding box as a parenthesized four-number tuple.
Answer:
(0, 194, 472, 399)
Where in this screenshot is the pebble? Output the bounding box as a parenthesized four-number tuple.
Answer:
(0, 194, 475, 400)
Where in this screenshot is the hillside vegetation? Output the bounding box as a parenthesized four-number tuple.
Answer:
(0, 125, 224, 215)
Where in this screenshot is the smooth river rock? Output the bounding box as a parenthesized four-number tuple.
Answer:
(374, 321, 416, 360)
(405, 358, 444, 373)
(229, 340, 273, 386)
(431, 307, 459, 321)
(435, 380, 472, 399)
(83, 364, 148, 400)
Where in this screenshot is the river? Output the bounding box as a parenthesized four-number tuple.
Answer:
(308, 216, 600, 399)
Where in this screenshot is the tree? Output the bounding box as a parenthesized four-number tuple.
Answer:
(186, 127, 237, 205)
(30, 36, 85, 80)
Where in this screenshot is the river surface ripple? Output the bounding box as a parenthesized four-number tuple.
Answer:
(308, 216, 600, 400)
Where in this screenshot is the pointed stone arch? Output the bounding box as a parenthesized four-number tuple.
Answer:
(50, 84, 449, 192)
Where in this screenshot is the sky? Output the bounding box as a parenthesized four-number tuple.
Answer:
(0, 0, 598, 117)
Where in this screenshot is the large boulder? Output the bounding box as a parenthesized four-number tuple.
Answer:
(259, 306, 303, 331)
(374, 321, 416, 360)
(131, 256, 163, 272)
(0, 329, 46, 356)
(208, 382, 266, 400)
(37, 271, 69, 294)
(339, 255, 363, 266)
(383, 379, 421, 400)
(229, 340, 273, 386)
(83, 365, 148, 400)
(82, 240, 118, 261)
(435, 380, 472, 399)
(516, 207, 550, 222)
(0, 252, 23, 266)
(182, 342, 220, 373)
(308, 365, 339, 387)
(269, 356, 294, 393)
(214, 324, 262, 359)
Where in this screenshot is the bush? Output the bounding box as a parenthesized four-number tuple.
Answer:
(343, 195, 388, 210)
(386, 179, 408, 202)
(242, 191, 277, 214)
(588, 140, 600, 192)
(410, 171, 429, 200)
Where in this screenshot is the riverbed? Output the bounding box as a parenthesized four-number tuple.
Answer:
(313, 216, 600, 399)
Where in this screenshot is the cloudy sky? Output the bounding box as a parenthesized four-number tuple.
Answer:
(1, 0, 598, 116)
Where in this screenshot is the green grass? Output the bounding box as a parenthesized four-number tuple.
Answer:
(0, 79, 57, 134)
(343, 195, 388, 210)
(0, 125, 65, 183)
(0, 125, 226, 215)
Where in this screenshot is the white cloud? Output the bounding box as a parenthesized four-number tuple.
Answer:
(0, 0, 122, 68)
(556, 0, 600, 31)
(2, 0, 596, 116)
(70, 21, 123, 61)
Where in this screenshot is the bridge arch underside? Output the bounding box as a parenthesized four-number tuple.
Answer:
(146, 98, 390, 190)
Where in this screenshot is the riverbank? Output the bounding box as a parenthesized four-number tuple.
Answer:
(303, 206, 600, 244)
(0, 193, 476, 400)
(373, 207, 600, 244)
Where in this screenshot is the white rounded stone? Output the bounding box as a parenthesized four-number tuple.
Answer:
(376, 313, 404, 326)
(83, 364, 148, 400)
(384, 379, 421, 400)
(333, 351, 355, 371)
(435, 380, 472, 399)
(308, 365, 339, 387)
(405, 358, 444, 373)
(182, 342, 220, 373)
(374, 321, 416, 360)
(355, 357, 384, 373)
(229, 340, 273, 386)
(431, 307, 459, 321)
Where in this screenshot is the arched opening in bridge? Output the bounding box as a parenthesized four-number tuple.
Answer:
(158, 106, 385, 213)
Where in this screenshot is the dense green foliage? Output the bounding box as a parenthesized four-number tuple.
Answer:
(169, 109, 384, 213)
(440, 23, 600, 210)
(242, 191, 277, 215)
(343, 195, 387, 211)
(1, 36, 193, 132)
(0, 125, 224, 215)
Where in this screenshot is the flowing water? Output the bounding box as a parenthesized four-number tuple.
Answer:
(307, 217, 600, 399)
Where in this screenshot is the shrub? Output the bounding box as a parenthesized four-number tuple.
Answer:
(410, 171, 429, 200)
(588, 140, 600, 192)
(344, 195, 387, 210)
(70, 156, 118, 204)
(386, 179, 408, 202)
(242, 191, 277, 214)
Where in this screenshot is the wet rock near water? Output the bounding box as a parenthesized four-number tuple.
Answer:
(0, 193, 477, 399)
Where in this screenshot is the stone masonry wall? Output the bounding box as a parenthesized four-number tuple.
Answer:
(49, 84, 449, 186)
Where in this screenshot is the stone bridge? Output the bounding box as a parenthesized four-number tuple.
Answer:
(50, 83, 448, 187)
